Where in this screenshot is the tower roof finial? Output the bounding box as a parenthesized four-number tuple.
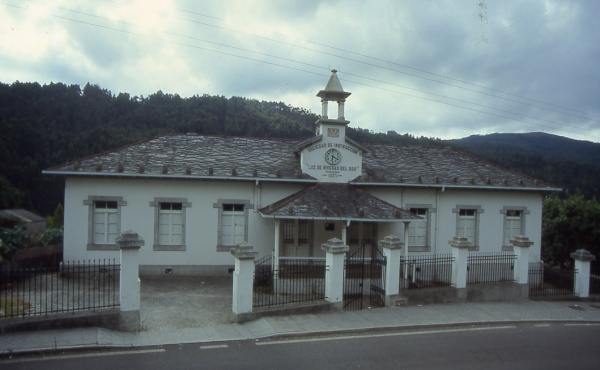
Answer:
(317, 70, 351, 99)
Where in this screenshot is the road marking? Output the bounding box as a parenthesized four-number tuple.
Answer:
(534, 324, 551, 327)
(200, 344, 229, 350)
(564, 323, 600, 327)
(255, 325, 517, 346)
(3, 348, 165, 363)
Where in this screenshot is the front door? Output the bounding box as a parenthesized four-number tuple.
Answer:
(282, 219, 311, 257)
(348, 222, 378, 258)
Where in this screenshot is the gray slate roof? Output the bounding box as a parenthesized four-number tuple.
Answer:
(259, 184, 421, 221)
(45, 134, 557, 191)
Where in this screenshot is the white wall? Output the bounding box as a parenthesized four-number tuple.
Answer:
(63, 177, 305, 268)
(63, 176, 544, 271)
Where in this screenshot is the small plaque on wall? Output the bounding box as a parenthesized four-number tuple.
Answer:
(325, 222, 335, 231)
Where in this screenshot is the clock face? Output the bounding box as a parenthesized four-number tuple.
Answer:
(325, 148, 342, 165)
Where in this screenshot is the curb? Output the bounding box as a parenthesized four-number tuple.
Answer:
(2, 319, 600, 357)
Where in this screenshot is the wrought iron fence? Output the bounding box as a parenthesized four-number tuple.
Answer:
(591, 260, 600, 295)
(253, 256, 326, 308)
(590, 274, 600, 295)
(467, 252, 516, 285)
(0, 260, 120, 318)
(400, 254, 454, 290)
(529, 264, 577, 298)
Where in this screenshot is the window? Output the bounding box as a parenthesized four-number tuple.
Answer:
(454, 206, 483, 250)
(406, 205, 434, 252)
(408, 208, 428, 249)
(214, 200, 252, 251)
(501, 207, 528, 250)
(84, 196, 126, 250)
(150, 198, 191, 251)
(222, 204, 245, 246)
(94, 201, 118, 244)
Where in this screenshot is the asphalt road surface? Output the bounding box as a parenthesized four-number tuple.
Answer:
(2, 323, 599, 369)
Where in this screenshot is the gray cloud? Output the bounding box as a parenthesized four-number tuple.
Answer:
(1, 0, 598, 142)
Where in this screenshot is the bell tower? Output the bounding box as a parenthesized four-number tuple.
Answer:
(315, 69, 352, 141)
(298, 70, 363, 183)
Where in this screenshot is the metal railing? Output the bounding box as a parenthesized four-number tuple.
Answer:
(467, 252, 516, 285)
(0, 260, 120, 318)
(400, 254, 454, 290)
(253, 256, 326, 308)
(590, 274, 600, 295)
(529, 264, 577, 298)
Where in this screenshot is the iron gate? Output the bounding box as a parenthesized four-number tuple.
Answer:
(369, 246, 387, 307)
(343, 244, 365, 311)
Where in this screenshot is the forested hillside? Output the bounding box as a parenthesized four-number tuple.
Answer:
(451, 134, 600, 200)
(0, 81, 433, 215)
(2, 81, 598, 217)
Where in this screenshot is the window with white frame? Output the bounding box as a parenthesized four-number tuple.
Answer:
(150, 198, 191, 251)
(214, 200, 252, 251)
(84, 196, 126, 250)
(454, 206, 483, 250)
(94, 201, 118, 244)
(408, 208, 428, 248)
(501, 206, 528, 249)
(406, 205, 435, 252)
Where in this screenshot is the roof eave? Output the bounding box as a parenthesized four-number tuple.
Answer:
(42, 170, 318, 184)
(350, 181, 562, 192)
(258, 214, 415, 222)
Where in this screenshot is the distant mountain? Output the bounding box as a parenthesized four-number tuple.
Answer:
(447, 133, 600, 199)
(449, 132, 600, 167)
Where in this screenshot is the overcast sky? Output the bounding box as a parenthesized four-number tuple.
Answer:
(1, 0, 599, 142)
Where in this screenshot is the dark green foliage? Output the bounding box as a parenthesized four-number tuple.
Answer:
(0, 81, 446, 216)
(0, 225, 25, 261)
(451, 133, 600, 200)
(46, 203, 63, 229)
(1, 80, 598, 219)
(542, 194, 600, 267)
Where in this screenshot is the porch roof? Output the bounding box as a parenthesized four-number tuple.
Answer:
(259, 183, 421, 222)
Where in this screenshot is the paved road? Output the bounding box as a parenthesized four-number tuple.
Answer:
(2, 323, 599, 369)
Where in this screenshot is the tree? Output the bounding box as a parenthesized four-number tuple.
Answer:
(542, 194, 600, 267)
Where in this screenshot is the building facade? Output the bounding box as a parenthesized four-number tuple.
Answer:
(45, 71, 558, 275)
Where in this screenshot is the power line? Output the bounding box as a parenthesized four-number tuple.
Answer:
(3, 1, 600, 140)
(177, 7, 600, 123)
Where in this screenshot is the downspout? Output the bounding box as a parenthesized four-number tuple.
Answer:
(254, 179, 261, 212)
(274, 219, 280, 272)
(434, 187, 444, 255)
(342, 220, 350, 244)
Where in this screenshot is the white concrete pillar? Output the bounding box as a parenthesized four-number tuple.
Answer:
(338, 100, 345, 119)
(273, 220, 280, 273)
(321, 238, 349, 307)
(402, 221, 410, 288)
(117, 230, 144, 332)
(450, 236, 470, 289)
(230, 242, 258, 315)
(380, 235, 403, 297)
(511, 235, 533, 284)
(570, 249, 596, 298)
(321, 99, 328, 118)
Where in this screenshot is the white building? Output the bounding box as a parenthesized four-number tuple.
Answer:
(45, 71, 559, 275)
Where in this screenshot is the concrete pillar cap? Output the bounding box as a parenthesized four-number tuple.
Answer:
(511, 235, 533, 248)
(449, 236, 471, 249)
(321, 237, 349, 253)
(379, 235, 403, 250)
(116, 230, 144, 249)
(230, 242, 258, 260)
(570, 249, 596, 262)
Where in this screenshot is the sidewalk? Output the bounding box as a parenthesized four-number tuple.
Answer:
(2, 300, 600, 355)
